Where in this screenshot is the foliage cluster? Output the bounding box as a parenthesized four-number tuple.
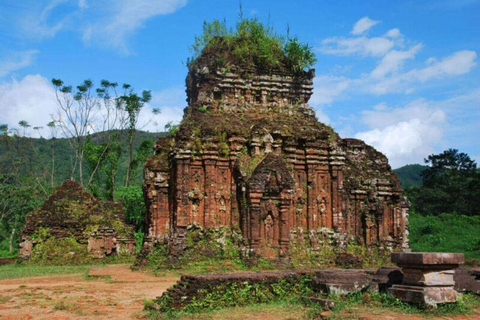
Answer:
(288, 234, 391, 269)
(28, 237, 93, 265)
(145, 226, 259, 273)
(406, 149, 480, 216)
(393, 164, 427, 189)
(0, 174, 44, 257)
(151, 276, 313, 314)
(189, 15, 316, 74)
(146, 282, 480, 319)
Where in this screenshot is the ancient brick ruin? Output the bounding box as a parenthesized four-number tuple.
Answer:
(143, 45, 409, 260)
(20, 180, 136, 259)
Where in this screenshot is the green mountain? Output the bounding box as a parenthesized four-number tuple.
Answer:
(0, 130, 166, 189)
(394, 164, 428, 189)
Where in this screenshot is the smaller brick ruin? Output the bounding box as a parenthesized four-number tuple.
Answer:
(20, 180, 136, 259)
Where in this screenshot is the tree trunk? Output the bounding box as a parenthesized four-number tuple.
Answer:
(51, 141, 55, 188)
(125, 130, 135, 187)
(9, 227, 15, 253)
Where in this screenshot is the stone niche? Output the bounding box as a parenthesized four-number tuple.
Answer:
(142, 47, 409, 260)
(20, 180, 136, 259)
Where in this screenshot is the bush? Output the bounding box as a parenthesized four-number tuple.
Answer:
(189, 16, 316, 74)
(29, 237, 93, 265)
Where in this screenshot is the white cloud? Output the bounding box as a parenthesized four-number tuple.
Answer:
(139, 86, 186, 132)
(7, 0, 187, 54)
(355, 100, 446, 168)
(320, 36, 395, 57)
(0, 50, 39, 78)
(310, 75, 351, 106)
(384, 28, 401, 38)
(19, 0, 72, 39)
(82, 0, 187, 54)
(78, 0, 87, 9)
(369, 50, 477, 94)
(0, 74, 57, 137)
(320, 17, 395, 57)
(370, 44, 422, 78)
(415, 50, 477, 82)
(351, 17, 379, 35)
(318, 17, 477, 101)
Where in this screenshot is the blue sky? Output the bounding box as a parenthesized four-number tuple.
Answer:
(0, 0, 479, 168)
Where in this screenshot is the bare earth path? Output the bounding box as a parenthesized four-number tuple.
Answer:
(0, 265, 178, 320)
(1, 265, 480, 320)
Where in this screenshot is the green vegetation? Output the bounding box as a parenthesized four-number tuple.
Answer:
(406, 149, 480, 216)
(0, 129, 163, 257)
(145, 226, 264, 274)
(29, 237, 92, 265)
(189, 13, 316, 74)
(409, 211, 480, 260)
(393, 164, 427, 188)
(0, 263, 91, 280)
(151, 277, 313, 315)
(394, 149, 480, 261)
(145, 285, 480, 319)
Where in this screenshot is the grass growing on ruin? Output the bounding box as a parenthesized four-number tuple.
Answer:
(144, 277, 314, 318)
(409, 211, 480, 261)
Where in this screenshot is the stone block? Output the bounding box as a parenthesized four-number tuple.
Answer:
(391, 252, 464, 267)
(389, 285, 458, 307)
(402, 268, 455, 286)
(371, 266, 403, 292)
(313, 269, 370, 295)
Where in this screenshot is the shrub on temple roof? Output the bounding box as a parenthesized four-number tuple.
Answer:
(188, 17, 316, 74)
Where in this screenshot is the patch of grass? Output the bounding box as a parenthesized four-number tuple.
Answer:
(0, 263, 92, 280)
(145, 300, 307, 319)
(409, 211, 480, 260)
(84, 274, 112, 282)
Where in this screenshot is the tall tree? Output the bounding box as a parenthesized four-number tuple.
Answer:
(117, 88, 153, 187)
(408, 149, 480, 216)
(51, 79, 125, 187)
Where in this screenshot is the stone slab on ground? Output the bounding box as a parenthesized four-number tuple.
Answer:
(391, 252, 465, 267)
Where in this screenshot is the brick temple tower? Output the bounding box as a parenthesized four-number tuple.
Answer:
(142, 41, 409, 259)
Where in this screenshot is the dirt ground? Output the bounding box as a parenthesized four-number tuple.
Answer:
(1, 265, 480, 320)
(0, 265, 178, 320)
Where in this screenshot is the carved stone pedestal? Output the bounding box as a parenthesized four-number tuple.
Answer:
(389, 252, 464, 307)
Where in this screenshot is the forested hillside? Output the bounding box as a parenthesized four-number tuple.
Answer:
(393, 164, 427, 188)
(0, 130, 165, 187)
